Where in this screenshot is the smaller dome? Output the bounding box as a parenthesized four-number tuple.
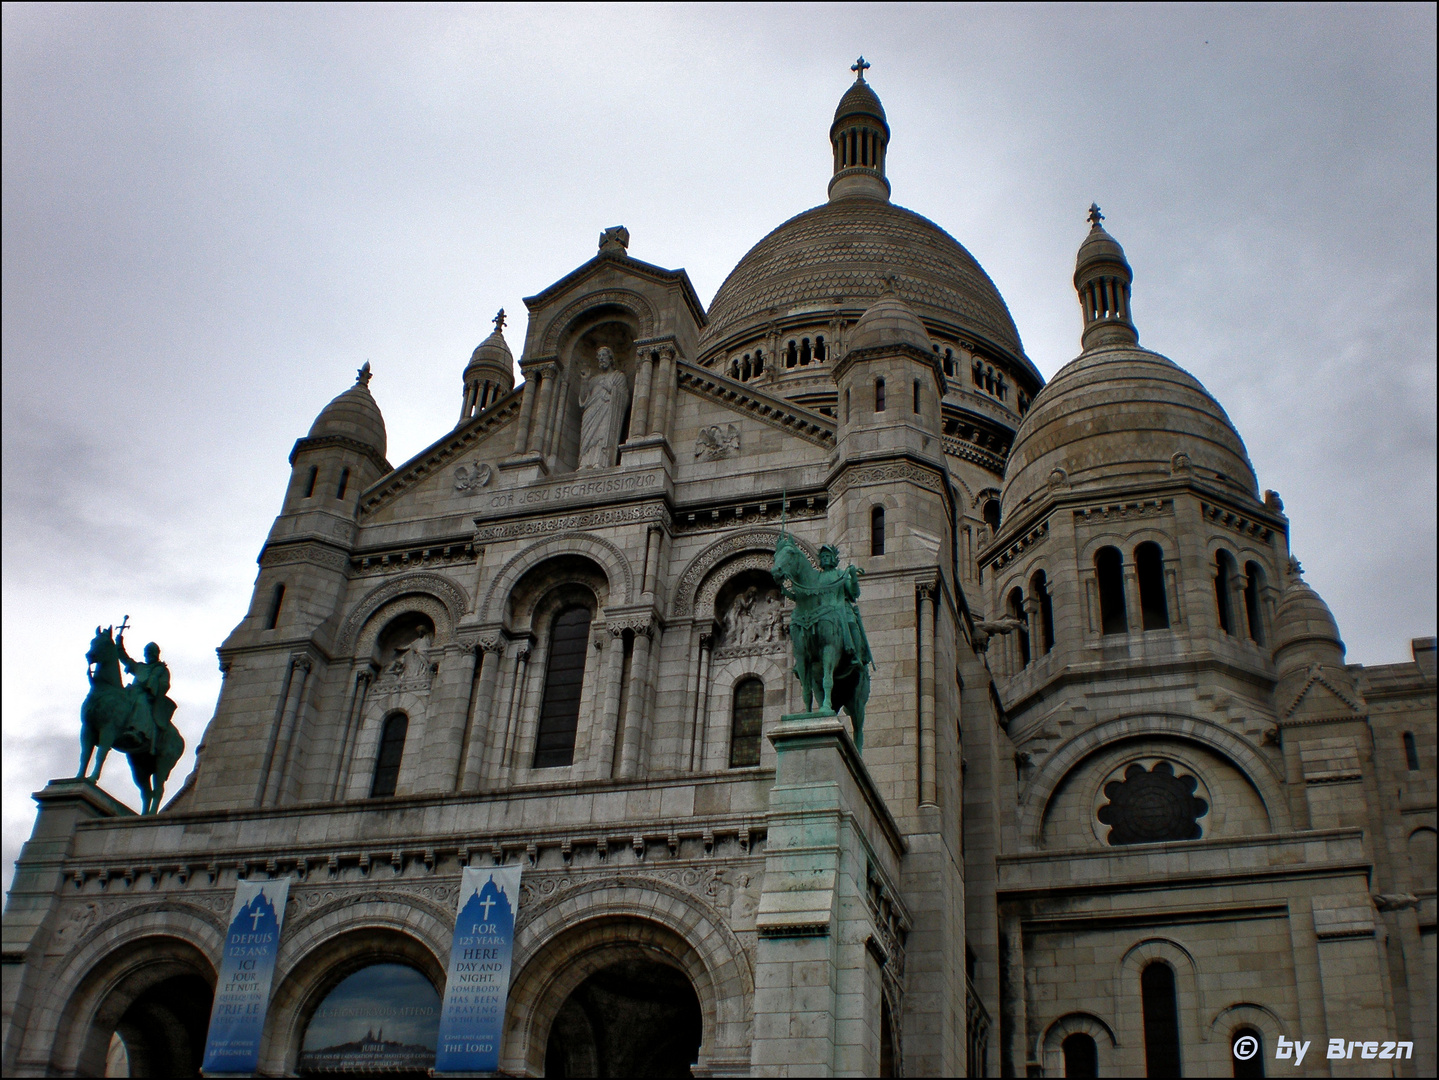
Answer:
(308, 365, 387, 458)
(1001, 344, 1257, 514)
(832, 78, 888, 132)
(466, 327, 513, 374)
(1271, 560, 1345, 671)
(847, 294, 931, 353)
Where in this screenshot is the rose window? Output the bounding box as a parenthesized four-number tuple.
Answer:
(1097, 761, 1208, 845)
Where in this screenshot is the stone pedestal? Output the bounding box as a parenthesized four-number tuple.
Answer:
(751, 713, 908, 1077)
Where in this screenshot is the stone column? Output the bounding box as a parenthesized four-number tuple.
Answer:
(416, 640, 480, 793)
(651, 346, 677, 438)
(687, 630, 714, 771)
(618, 622, 653, 777)
(261, 655, 312, 806)
(460, 638, 503, 791)
(331, 667, 374, 800)
(1023, 596, 1042, 657)
(528, 364, 558, 455)
(1122, 557, 1143, 633)
(918, 582, 938, 807)
(1000, 906, 1029, 1078)
(511, 368, 541, 455)
(593, 626, 626, 779)
(545, 372, 569, 460)
(642, 524, 663, 596)
(627, 350, 656, 443)
(487, 643, 529, 782)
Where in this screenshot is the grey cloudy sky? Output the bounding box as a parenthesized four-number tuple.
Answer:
(3, 3, 1434, 888)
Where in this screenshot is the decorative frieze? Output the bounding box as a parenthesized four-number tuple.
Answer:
(1200, 500, 1275, 542)
(472, 501, 666, 542)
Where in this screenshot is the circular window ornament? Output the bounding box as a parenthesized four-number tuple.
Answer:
(1094, 758, 1210, 845)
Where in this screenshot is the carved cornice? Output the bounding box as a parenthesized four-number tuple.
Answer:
(829, 460, 946, 500)
(260, 541, 352, 573)
(1201, 500, 1276, 543)
(677, 361, 835, 448)
(290, 434, 391, 476)
(984, 520, 1050, 573)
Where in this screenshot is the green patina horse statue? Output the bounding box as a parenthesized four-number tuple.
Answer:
(80, 625, 184, 814)
(771, 532, 874, 748)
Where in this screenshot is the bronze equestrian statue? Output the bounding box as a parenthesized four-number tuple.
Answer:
(79, 620, 184, 814)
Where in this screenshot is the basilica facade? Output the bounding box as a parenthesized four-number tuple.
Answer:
(3, 70, 1434, 1078)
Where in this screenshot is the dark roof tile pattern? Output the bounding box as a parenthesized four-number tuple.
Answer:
(702, 200, 1023, 357)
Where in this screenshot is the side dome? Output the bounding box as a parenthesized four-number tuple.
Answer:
(848, 293, 931, 352)
(308, 366, 387, 458)
(1271, 560, 1346, 672)
(1001, 343, 1258, 513)
(701, 200, 1025, 360)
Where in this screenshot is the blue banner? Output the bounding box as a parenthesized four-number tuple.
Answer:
(434, 865, 522, 1073)
(201, 877, 290, 1075)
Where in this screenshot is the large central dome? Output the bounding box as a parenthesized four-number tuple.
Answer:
(701, 199, 1025, 359)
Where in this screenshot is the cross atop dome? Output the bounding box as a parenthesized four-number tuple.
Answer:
(356, 361, 372, 387)
(493, 309, 506, 332)
(1087, 202, 1104, 228)
(851, 56, 871, 81)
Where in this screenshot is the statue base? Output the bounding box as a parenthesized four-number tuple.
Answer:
(779, 709, 839, 722)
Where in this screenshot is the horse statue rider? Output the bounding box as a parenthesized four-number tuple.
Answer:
(78, 618, 185, 814)
(771, 531, 874, 748)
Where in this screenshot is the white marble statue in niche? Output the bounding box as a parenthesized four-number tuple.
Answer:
(577, 347, 630, 469)
(382, 629, 433, 687)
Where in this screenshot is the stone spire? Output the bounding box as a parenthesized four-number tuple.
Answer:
(828, 59, 891, 203)
(1074, 204, 1138, 351)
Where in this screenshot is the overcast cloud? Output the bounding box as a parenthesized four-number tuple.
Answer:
(4, 3, 1434, 890)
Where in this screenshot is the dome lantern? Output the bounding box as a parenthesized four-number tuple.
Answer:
(458, 309, 515, 426)
(1074, 204, 1138, 351)
(828, 58, 891, 203)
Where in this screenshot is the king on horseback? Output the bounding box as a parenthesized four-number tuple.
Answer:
(771, 531, 875, 748)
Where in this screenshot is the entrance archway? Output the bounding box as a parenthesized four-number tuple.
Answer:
(543, 958, 701, 1078)
(102, 972, 213, 1077)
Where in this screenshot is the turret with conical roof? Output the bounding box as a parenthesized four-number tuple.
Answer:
(829, 57, 891, 203)
(282, 363, 391, 518)
(457, 310, 515, 426)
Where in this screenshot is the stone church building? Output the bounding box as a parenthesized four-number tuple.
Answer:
(4, 69, 1434, 1078)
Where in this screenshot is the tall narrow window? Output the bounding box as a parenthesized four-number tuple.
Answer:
(1009, 587, 1030, 666)
(1232, 1027, 1264, 1078)
(265, 583, 285, 630)
(336, 468, 350, 500)
(729, 677, 764, 767)
(875, 378, 886, 412)
(1141, 962, 1181, 1076)
(533, 607, 592, 768)
(754, 352, 763, 376)
(815, 336, 827, 361)
(370, 713, 408, 797)
(913, 379, 921, 413)
(845, 388, 851, 423)
(1404, 732, 1420, 770)
(1062, 1032, 1099, 1078)
(1031, 570, 1055, 654)
(303, 465, 318, 498)
(1136, 542, 1170, 630)
(1096, 547, 1128, 635)
(871, 506, 885, 556)
(800, 338, 811, 365)
(1243, 561, 1266, 644)
(1215, 551, 1237, 634)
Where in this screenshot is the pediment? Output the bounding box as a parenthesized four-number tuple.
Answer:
(359, 389, 522, 518)
(1282, 666, 1363, 719)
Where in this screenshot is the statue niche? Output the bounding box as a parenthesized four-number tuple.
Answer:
(556, 316, 636, 471)
(714, 570, 786, 656)
(375, 613, 436, 690)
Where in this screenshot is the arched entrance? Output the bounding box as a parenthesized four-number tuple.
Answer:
(103, 972, 213, 1077)
(543, 958, 701, 1078)
(297, 962, 440, 1078)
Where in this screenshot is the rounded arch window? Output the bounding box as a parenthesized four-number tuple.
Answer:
(1061, 1031, 1098, 1078)
(1095, 546, 1128, 635)
(1135, 541, 1170, 630)
(729, 676, 765, 767)
(982, 498, 1001, 533)
(1232, 1026, 1265, 1078)
(299, 963, 440, 1074)
(533, 605, 593, 769)
(370, 712, 408, 798)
